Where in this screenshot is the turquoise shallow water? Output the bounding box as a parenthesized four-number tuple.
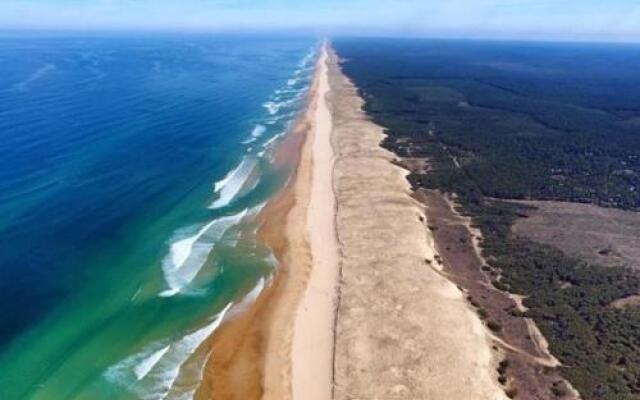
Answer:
(0, 32, 317, 399)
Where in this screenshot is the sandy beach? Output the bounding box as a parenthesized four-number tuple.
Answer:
(195, 44, 336, 400)
(291, 46, 339, 400)
(195, 43, 506, 400)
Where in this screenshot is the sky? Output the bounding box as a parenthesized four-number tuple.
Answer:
(1, 0, 640, 42)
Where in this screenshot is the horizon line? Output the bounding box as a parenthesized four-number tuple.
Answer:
(1, 27, 639, 46)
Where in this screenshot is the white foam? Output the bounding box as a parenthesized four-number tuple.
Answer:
(131, 287, 142, 301)
(133, 345, 171, 381)
(294, 65, 313, 77)
(293, 87, 307, 99)
(263, 96, 300, 117)
(209, 157, 257, 209)
(212, 163, 239, 193)
(105, 303, 233, 400)
(226, 277, 270, 322)
(251, 124, 266, 138)
(263, 101, 280, 115)
(266, 252, 279, 269)
(241, 124, 267, 144)
(261, 131, 286, 150)
(265, 111, 296, 126)
(275, 88, 297, 95)
(147, 303, 232, 399)
(245, 201, 266, 220)
(244, 277, 265, 305)
(214, 173, 233, 193)
(161, 209, 249, 296)
(158, 288, 180, 298)
(298, 48, 316, 68)
(260, 46, 314, 119)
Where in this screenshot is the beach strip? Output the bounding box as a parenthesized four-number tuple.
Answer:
(195, 44, 336, 400)
(291, 45, 339, 400)
(197, 42, 506, 400)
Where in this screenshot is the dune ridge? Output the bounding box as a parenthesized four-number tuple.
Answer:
(195, 43, 507, 400)
(328, 48, 508, 400)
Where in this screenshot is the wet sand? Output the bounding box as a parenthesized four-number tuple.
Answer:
(194, 45, 334, 400)
(195, 44, 508, 400)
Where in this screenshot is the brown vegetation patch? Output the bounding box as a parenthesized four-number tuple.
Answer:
(610, 294, 640, 309)
(417, 189, 579, 400)
(511, 200, 640, 271)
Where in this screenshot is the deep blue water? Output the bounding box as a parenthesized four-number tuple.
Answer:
(0, 32, 316, 399)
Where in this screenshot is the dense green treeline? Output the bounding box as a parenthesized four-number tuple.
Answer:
(474, 199, 640, 399)
(336, 38, 640, 210)
(334, 38, 640, 399)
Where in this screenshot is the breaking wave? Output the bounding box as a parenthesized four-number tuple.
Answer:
(105, 303, 233, 400)
(160, 209, 249, 296)
(209, 157, 258, 209)
(241, 124, 267, 144)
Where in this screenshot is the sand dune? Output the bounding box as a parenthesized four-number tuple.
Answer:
(196, 43, 506, 400)
(327, 48, 508, 400)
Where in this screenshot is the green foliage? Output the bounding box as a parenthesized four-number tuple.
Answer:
(473, 199, 640, 399)
(336, 38, 640, 210)
(334, 38, 640, 399)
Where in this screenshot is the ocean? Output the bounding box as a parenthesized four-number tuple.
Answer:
(0, 32, 317, 399)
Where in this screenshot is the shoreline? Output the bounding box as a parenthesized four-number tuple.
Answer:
(291, 44, 339, 400)
(194, 44, 332, 400)
(196, 42, 509, 400)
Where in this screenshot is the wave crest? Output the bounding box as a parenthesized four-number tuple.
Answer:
(210, 157, 258, 210)
(160, 209, 249, 296)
